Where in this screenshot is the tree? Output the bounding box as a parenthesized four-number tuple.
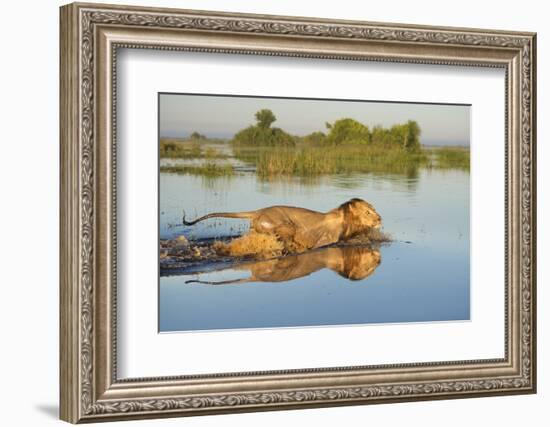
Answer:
(371, 125, 391, 146)
(255, 109, 276, 129)
(389, 124, 408, 148)
(189, 131, 206, 140)
(231, 109, 295, 146)
(403, 120, 421, 151)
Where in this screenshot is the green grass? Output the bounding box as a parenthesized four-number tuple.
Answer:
(159, 140, 469, 180)
(160, 162, 234, 177)
(233, 145, 432, 178)
(428, 146, 470, 170)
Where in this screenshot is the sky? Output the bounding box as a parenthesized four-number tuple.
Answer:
(159, 93, 470, 146)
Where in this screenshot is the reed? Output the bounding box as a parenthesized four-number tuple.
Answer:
(159, 138, 228, 159)
(159, 141, 470, 179)
(428, 146, 470, 170)
(234, 145, 432, 178)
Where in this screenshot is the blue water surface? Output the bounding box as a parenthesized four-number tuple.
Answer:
(159, 165, 470, 332)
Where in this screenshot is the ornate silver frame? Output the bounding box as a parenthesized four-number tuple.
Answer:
(60, 2, 537, 423)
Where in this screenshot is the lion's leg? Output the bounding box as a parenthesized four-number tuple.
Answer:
(251, 217, 303, 254)
(274, 223, 307, 254)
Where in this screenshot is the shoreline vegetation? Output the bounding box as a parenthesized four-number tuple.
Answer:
(159, 109, 469, 178)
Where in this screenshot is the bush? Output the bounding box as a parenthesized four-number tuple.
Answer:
(323, 119, 421, 150)
(325, 118, 371, 145)
(301, 131, 327, 145)
(232, 126, 296, 146)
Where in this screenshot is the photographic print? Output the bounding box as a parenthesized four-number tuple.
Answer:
(60, 5, 536, 419)
(159, 93, 471, 332)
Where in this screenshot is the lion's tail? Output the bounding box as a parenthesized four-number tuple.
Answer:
(182, 211, 255, 226)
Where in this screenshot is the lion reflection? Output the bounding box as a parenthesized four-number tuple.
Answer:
(185, 246, 381, 285)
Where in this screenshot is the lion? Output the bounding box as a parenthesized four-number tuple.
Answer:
(185, 246, 381, 285)
(182, 198, 382, 253)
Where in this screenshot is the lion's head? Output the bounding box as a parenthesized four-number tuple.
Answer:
(340, 198, 382, 239)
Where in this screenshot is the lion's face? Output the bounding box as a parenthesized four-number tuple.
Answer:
(347, 198, 382, 230)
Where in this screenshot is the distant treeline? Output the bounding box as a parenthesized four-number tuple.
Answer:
(231, 109, 422, 151)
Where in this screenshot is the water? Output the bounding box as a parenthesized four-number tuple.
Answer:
(159, 165, 470, 332)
